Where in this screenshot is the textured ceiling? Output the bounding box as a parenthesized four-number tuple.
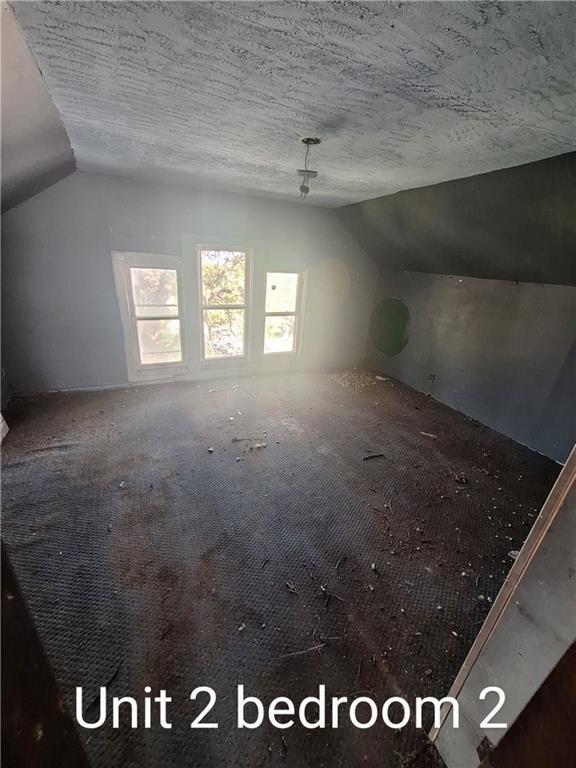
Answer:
(11, 1, 576, 207)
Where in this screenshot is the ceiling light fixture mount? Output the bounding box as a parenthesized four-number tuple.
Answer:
(297, 137, 321, 199)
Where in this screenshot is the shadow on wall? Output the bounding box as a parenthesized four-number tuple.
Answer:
(535, 337, 576, 457)
(366, 274, 576, 463)
(337, 152, 576, 287)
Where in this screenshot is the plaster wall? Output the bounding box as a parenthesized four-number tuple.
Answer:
(367, 271, 576, 462)
(337, 152, 576, 286)
(1, 171, 377, 395)
(1, 4, 74, 211)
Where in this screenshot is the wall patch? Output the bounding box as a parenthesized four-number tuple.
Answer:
(370, 298, 410, 357)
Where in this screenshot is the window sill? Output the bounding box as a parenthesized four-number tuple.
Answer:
(201, 356, 250, 368)
(129, 362, 189, 384)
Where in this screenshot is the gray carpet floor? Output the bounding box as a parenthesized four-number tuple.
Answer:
(2, 371, 559, 767)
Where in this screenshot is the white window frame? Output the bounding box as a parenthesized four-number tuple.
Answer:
(263, 270, 306, 356)
(112, 251, 188, 383)
(197, 245, 252, 365)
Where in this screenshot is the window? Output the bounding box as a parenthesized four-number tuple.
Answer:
(130, 267, 182, 365)
(199, 247, 248, 360)
(112, 252, 185, 381)
(264, 272, 301, 354)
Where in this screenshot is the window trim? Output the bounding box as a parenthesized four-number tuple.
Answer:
(263, 270, 306, 356)
(112, 251, 188, 383)
(197, 244, 252, 365)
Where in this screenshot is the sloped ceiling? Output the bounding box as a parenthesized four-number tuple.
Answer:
(1, 3, 74, 211)
(10, 1, 576, 207)
(337, 151, 576, 286)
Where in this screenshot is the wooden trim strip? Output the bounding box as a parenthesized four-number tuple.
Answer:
(430, 443, 576, 740)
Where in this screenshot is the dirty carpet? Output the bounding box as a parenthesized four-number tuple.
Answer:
(1, 371, 560, 767)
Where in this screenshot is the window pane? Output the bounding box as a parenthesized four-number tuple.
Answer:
(131, 268, 179, 318)
(264, 315, 295, 354)
(201, 250, 245, 306)
(265, 272, 298, 313)
(203, 309, 245, 359)
(136, 319, 182, 365)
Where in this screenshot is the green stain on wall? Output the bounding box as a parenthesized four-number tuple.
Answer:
(369, 298, 410, 356)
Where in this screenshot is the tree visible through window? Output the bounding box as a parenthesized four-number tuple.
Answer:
(130, 267, 182, 365)
(264, 272, 300, 353)
(200, 249, 247, 359)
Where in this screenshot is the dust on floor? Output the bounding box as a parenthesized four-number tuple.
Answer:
(2, 371, 560, 767)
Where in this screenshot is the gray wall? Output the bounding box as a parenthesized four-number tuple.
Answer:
(337, 152, 576, 286)
(1, 170, 377, 395)
(337, 152, 576, 462)
(368, 271, 576, 462)
(1, 4, 75, 212)
(3, 164, 575, 462)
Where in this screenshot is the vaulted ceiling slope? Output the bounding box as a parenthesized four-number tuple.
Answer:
(1, 3, 74, 211)
(10, 1, 576, 207)
(337, 151, 576, 286)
